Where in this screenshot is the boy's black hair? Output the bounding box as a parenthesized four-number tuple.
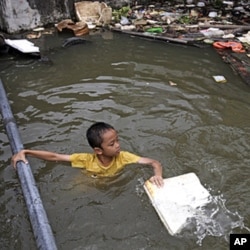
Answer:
(86, 122, 115, 148)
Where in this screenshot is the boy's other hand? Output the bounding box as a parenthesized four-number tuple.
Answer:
(149, 175, 164, 188)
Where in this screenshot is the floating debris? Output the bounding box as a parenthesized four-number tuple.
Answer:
(107, 1, 250, 85)
(213, 75, 227, 83)
(169, 80, 178, 86)
(26, 32, 41, 39)
(74, 1, 112, 25)
(4, 39, 40, 53)
(55, 19, 89, 37)
(213, 41, 245, 53)
(237, 31, 250, 45)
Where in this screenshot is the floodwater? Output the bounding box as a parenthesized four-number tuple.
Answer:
(0, 30, 250, 250)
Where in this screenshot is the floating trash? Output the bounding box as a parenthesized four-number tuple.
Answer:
(169, 80, 178, 86)
(213, 75, 227, 83)
(146, 27, 163, 33)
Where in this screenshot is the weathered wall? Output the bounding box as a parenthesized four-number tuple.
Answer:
(0, 0, 74, 33)
(0, 0, 132, 34)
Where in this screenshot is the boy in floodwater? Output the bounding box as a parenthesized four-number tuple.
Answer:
(12, 122, 164, 187)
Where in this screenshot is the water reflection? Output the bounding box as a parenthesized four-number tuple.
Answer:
(0, 31, 250, 250)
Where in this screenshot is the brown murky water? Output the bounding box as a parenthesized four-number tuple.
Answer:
(0, 30, 250, 250)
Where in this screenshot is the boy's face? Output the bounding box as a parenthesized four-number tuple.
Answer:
(99, 129, 120, 157)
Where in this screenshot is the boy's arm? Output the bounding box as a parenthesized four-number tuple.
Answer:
(138, 157, 164, 187)
(11, 149, 71, 169)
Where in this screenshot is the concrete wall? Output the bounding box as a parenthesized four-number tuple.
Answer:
(0, 0, 74, 33)
(0, 0, 131, 34)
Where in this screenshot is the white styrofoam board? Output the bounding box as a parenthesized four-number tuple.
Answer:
(4, 39, 40, 53)
(144, 172, 211, 235)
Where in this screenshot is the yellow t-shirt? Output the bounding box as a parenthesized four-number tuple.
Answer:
(69, 151, 141, 177)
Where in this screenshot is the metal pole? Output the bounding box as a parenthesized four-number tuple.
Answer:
(0, 79, 57, 250)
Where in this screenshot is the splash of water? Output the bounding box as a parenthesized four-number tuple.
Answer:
(136, 178, 250, 246)
(181, 195, 250, 246)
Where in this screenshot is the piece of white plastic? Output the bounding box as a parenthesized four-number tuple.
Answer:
(213, 75, 227, 83)
(4, 39, 40, 53)
(144, 172, 211, 235)
(200, 28, 224, 38)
